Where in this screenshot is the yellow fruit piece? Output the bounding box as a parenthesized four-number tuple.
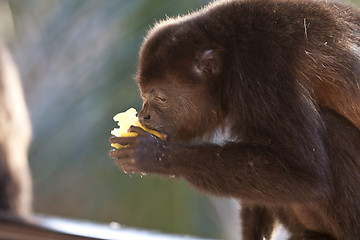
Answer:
(111, 108, 164, 148)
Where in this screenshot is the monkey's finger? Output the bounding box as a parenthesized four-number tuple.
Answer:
(119, 166, 139, 174)
(116, 159, 138, 172)
(128, 125, 149, 136)
(112, 152, 140, 173)
(110, 148, 134, 159)
(116, 157, 134, 167)
(109, 136, 138, 145)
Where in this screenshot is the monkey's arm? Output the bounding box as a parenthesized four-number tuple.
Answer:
(110, 126, 330, 203)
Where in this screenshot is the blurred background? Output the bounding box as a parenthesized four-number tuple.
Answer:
(0, 0, 359, 239)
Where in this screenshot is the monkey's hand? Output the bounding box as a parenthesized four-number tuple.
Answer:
(109, 126, 168, 175)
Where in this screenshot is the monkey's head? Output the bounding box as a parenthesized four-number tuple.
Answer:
(136, 19, 228, 142)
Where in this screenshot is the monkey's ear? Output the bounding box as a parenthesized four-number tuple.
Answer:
(195, 49, 222, 76)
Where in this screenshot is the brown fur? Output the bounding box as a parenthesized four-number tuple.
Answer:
(110, 0, 360, 239)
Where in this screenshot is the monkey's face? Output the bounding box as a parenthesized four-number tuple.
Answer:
(136, 24, 227, 142)
(138, 82, 221, 142)
(136, 50, 225, 142)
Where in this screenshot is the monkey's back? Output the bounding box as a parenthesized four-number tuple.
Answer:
(191, 0, 360, 130)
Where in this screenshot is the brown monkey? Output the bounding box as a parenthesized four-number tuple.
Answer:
(110, 0, 360, 239)
(0, 42, 32, 216)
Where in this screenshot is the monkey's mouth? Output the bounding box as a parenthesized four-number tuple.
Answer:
(152, 128, 168, 140)
(140, 122, 168, 140)
(152, 128, 168, 141)
(161, 133, 168, 141)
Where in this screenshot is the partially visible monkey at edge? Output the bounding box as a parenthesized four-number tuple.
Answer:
(0, 42, 32, 217)
(110, 0, 360, 239)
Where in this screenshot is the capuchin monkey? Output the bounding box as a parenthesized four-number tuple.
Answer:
(110, 0, 360, 239)
(0, 43, 32, 216)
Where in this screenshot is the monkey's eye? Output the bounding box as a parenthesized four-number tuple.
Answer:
(156, 96, 167, 102)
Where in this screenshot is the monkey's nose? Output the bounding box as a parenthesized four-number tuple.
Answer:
(138, 110, 150, 124)
(143, 114, 151, 121)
